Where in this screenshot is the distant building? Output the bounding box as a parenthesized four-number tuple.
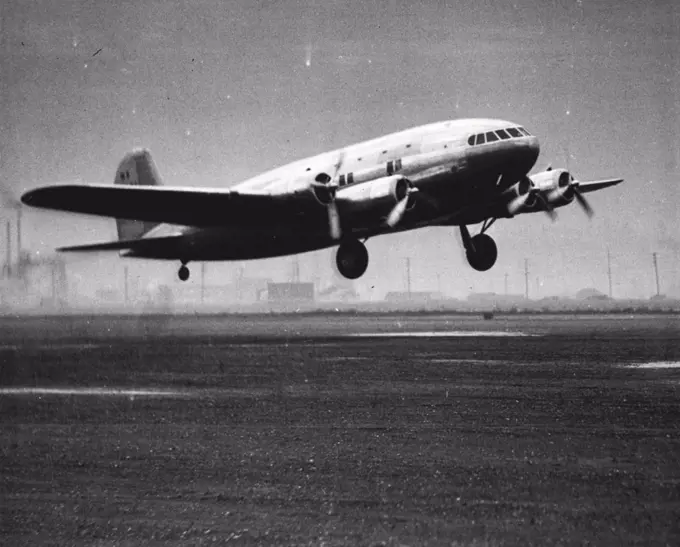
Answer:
(267, 282, 315, 302)
(384, 291, 444, 302)
(575, 288, 610, 300)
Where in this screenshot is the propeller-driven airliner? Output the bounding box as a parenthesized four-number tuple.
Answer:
(21, 118, 622, 281)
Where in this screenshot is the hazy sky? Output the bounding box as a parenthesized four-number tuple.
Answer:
(1, 0, 678, 300)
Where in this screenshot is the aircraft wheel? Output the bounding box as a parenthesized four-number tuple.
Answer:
(178, 265, 190, 281)
(466, 234, 497, 272)
(336, 239, 369, 279)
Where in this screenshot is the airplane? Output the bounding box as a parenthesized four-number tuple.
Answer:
(20, 118, 623, 282)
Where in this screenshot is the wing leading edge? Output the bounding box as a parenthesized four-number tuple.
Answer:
(576, 177, 623, 194)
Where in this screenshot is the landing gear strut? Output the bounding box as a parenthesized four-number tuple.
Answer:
(335, 239, 369, 279)
(460, 221, 498, 272)
(178, 262, 190, 281)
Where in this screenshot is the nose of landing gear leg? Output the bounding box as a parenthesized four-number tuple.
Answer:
(178, 264, 190, 281)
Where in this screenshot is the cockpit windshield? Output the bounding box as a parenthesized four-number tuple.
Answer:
(467, 126, 533, 146)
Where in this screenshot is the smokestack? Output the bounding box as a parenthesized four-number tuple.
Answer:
(524, 259, 529, 300)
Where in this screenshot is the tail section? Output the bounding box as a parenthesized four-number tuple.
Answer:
(115, 149, 163, 240)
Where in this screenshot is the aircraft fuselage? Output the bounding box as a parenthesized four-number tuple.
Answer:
(125, 118, 540, 261)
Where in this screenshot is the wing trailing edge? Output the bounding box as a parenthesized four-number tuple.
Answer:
(58, 235, 183, 253)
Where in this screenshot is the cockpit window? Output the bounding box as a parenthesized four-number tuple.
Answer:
(496, 129, 511, 140)
(506, 127, 522, 138)
(475, 133, 485, 145)
(518, 127, 531, 136)
(467, 135, 475, 146)
(485, 131, 499, 142)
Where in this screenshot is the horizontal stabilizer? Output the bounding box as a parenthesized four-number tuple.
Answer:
(578, 178, 623, 194)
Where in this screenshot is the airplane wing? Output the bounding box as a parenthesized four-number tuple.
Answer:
(20, 184, 323, 228)
(576, 178, 623, 194)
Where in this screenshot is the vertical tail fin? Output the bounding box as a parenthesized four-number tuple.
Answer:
(115, 149, 163, 240)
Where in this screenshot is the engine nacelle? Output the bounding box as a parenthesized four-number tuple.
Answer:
(339, 175, 410, 205)
(501, 177, 537, 210)
(529, 168, 574, 206)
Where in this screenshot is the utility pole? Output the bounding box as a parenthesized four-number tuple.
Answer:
(653, 252, 660, 297)
(292, 258, 300, 283)
(123, 265, 129, 306)
(524, 259, 529, 300)
(405, 257, 411, 297)
(504, 273, 509, 296)
(5, 220, 10, 278)
(16, 208, 21, 266)
(607, 248, 613, 298)
(201, 262, 206, 304)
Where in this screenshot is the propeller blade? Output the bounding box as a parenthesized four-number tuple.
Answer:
(328, 201, 341, 240)
(332, 149, 346, 180)
(535, 192, 557, 221)
(507, 193, 530, 215)
(573, 188, 594, 218)
(387, 196, 409, 227)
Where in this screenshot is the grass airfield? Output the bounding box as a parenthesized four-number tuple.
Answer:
(1, 313, 679, 546)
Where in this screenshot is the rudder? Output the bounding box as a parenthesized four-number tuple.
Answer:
(115, 149, 163, 240)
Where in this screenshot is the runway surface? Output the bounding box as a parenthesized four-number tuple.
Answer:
(1, 313, 679, 546)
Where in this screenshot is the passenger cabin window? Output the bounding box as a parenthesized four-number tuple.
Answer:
(475, 133, 485, 145)
(506, 127, 522, 138)
(496, 129, 511, 140)
(485, 131, 499, 142)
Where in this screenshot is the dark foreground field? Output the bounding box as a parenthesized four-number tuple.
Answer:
(1, 314, 679, 546)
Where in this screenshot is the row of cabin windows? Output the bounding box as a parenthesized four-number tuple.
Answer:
(336, 158, 404, 187)
(467, 127, 532, 146)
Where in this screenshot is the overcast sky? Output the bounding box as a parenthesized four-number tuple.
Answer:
(1, 0, 678, 300)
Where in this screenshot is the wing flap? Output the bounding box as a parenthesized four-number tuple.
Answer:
(21, 184, 317, 227)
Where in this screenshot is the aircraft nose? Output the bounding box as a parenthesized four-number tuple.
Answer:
(523, 136, 540, 171)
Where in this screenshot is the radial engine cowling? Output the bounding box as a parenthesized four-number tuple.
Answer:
(339, 175, 411, 208)
(529, 169, 574, 206)
(502, 176, 537, 211)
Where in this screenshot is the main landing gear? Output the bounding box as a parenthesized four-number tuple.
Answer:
(460, 219, 498, 272)
(178, 262, 190, 281)
(335, 238, 369, 279)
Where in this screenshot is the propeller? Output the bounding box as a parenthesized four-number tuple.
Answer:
(507, 178, 556, 220)
(573, 186, 594, 218)
(386, 185, 419, 228)
(311, 149, 345, 240)
(547, 174, 595, 219)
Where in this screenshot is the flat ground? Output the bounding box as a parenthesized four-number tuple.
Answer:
(1, 313, 679, 546)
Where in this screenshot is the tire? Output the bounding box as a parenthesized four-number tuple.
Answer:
(466, 234, 497, 272)
(336, 240, 369, 279)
